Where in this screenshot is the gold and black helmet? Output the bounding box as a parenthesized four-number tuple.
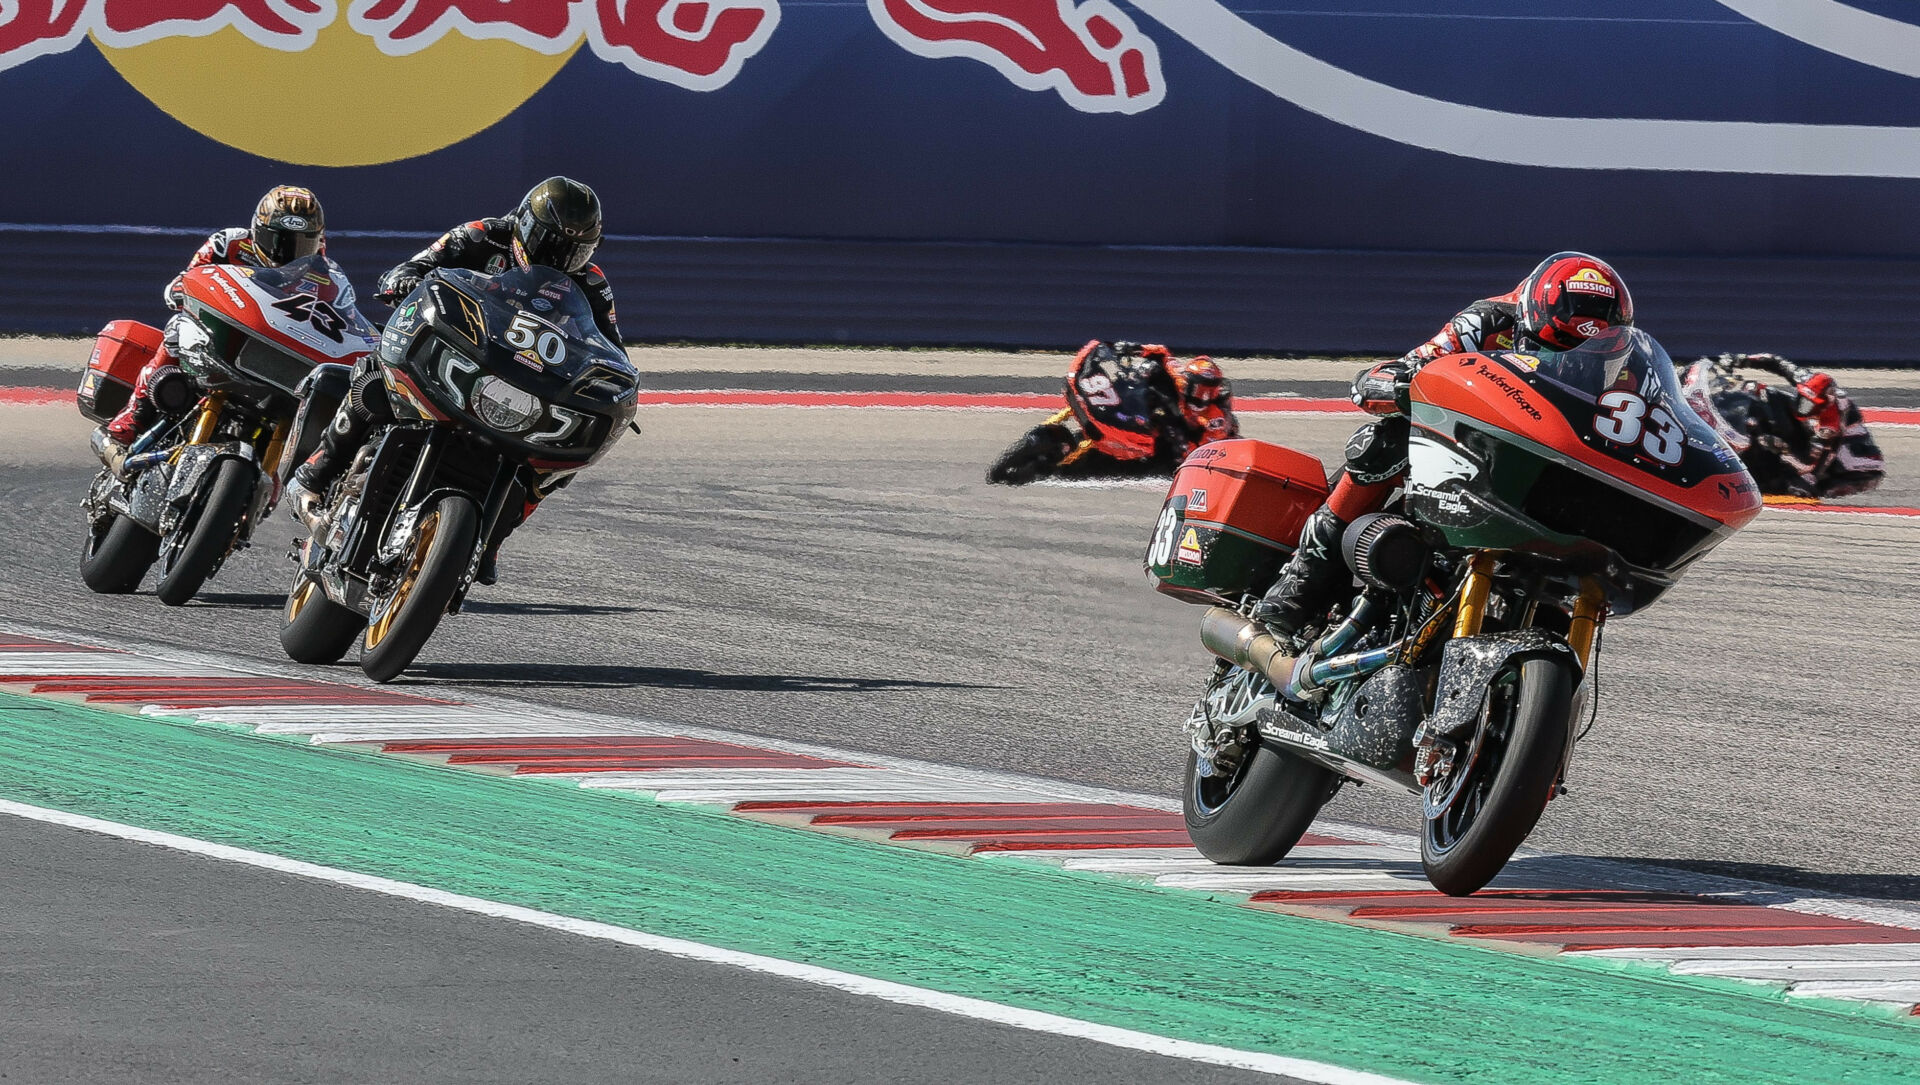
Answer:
(512, 176, 602, 274)
(252, 185, 324, 266)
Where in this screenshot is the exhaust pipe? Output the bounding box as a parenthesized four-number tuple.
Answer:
(1199, 607, 1296, 687)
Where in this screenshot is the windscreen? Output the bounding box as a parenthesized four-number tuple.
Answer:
(1523, 327, 1724, 454)
(469, 266, 617, 356)
(243, 253, 376, 338)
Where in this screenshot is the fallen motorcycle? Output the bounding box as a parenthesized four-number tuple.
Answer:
(1148, 329, 1761, 894)
(76, 254, 378, 603)
(278, 265, 639, 683)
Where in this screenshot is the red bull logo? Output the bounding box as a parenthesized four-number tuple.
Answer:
(0, 0, 1165, 166)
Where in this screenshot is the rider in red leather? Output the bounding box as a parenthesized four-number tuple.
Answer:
(1253, 252, 1635, 642)
(99, 187, 327, 465)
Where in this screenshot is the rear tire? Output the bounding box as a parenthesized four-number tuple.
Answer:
(988, 424, 1073, 485)
(80, 514, 161, 594)
(279, 576, 365, 665)
(1184, 744, 1340, 865)
(1420, 657, 1577, 896)
(358, 495, 479, 683)
(154, 458, 256, 606)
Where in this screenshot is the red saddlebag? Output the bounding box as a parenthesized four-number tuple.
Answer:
(77, 320, 164, 423)
(1147, 439, 1331, 605)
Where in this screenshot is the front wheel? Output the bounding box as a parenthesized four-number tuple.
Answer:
(1420, 657, 1577, 896)
(80, 514, 161, 594)
(1183, 744, 1341, 865)
(988, 424, 1073, 485)
(279, 576, 366, 665)
(154, 458, 256, 606)
(358, 495, 480, 683)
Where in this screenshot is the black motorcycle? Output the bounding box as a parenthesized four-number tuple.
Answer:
(277, 266, 639, 682)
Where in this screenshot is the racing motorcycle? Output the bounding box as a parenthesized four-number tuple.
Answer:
(76, 254, 378, 604)
(277, 265, 639, 683)
(1148, 329, 1761, 894)
(1680, 356, 1884, 499)
(989, 341, 1182, 484)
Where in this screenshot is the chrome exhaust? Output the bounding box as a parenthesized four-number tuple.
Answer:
(1199, 607, 1296, 687)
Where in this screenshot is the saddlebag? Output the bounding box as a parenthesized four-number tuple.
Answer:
(1147, 439, 1331, 604)
(77, 320, 164, 423)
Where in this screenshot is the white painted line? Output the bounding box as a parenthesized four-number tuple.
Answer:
(1670, 960, 1920, 981)
(0, 655, 209, 676)
(1160, 872, 1431, 892)
(1057, 849, 1408, 875)
(0, 798, 1424, 1085)
(647, 788, 1038, 804)
(1786, 980, 1920, 1001)
(1574, 944, 1920, 962)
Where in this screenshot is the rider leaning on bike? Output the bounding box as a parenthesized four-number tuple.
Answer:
(97, 186, 331, 472)
(285, 176, 621, 585)
(1253, 251, 1636, 643)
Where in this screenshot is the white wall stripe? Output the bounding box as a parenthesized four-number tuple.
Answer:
(0, 798, 1423, 1085)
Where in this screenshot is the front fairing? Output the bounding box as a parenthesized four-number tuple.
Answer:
(377, 267, 639, 468)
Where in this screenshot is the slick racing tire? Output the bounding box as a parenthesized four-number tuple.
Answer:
(1420, 657, 1576, 896)
(358, 494, 479, 684)
(154, 459, 256, 606)
(1183, 744, 1341, 866)
(279, 576, 366, 665)
(80, 514, 161, 594)
(987, 424, 1073, 485)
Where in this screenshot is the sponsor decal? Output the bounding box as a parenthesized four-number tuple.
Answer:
(1502, 353, 1541, 372)
(1187, 487, 1207, 512)
(1564, 268, 1617, 297)
(485, 254, 509, 275)
(869, 0, 1166, 114)
(514, 347, 545, 370)
(1175, 525, 1203, 564)
(530, 295, 554, 311)
(1575, 319, 1606, 337)
(1473, 363, 1544, 421)
(209, 269, 249, 310)
(281, 215, 310, 229)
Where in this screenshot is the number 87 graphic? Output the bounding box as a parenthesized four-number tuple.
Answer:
(1592, 390, 1683, 465)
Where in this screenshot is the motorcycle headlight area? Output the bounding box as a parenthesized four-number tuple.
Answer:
(469, 375, 544, 433)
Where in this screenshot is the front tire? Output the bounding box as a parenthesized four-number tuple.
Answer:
(1420, 657, 1577, 896)
(154, 458, 256, 606)
(358, 495, 479, 683)
(1184, 744, 1340, 865)
(988, 424, 1073, 485)
(279, 576, 365, 665)
(80, 514, 161, 594)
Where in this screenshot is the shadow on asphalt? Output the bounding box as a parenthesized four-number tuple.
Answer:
(399, 661, 994, 693)
(461, 600, 660, 617)
(1597, 857, 1920, 904)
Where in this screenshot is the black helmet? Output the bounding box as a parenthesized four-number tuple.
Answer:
(252, 185, 324, 266)
(512, 176, 602, 273)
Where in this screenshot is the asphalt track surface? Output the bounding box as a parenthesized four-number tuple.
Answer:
(0, 815, 1283, 1085)
(3, 344, 1919, 1080)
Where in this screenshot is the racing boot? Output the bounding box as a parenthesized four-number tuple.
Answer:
(1251, 505, 1350, 646)
(475, 543, 501, 586)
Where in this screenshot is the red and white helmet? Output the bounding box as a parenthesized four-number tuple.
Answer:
(1517, 252, 1634, 351)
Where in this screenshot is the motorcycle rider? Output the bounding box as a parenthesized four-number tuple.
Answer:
(97, 186, 329, 472)
(1086, 341, 1238, 469)
(1697, 352, 1885, 498)
(284, 176, 619, 585)
(1253, 252, 1635, 643)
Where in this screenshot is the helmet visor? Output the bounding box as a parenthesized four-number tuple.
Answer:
(518, 215, 600, 273)
(253, 218, 322, 266)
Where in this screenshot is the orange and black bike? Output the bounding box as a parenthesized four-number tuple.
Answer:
(1146, 328, 1762, 894)
(988, 341, 1183, 484)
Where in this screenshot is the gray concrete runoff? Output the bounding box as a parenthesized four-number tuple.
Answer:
(2, 400, 1916, 903)
(7, 335, 1920, 389)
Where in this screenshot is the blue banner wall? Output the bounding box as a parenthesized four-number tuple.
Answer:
(5, 1, 1920, 361)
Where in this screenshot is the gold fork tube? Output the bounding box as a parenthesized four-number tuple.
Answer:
(1452, 552, 1497, 639)
(187, 393, 225, 445)
(1566, 576, 1608, 669)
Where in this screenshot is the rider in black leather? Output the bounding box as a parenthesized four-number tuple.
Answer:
(286, 177, 618, 585)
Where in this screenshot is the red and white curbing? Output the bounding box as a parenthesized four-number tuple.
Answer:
(3, 629, 1919, 1017)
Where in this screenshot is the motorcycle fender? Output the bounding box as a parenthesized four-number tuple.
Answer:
(376, 486, 473, 568)
(1324, 663, 1426, 774)
(1414, 629, 1581, 748)
(160, 442, 256, 535)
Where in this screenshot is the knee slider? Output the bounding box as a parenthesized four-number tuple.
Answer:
(1343, 417, 1409, 486)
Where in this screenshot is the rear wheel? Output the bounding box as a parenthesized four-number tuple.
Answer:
(154, 458, 256, 606)
(80, 514, 161, 594)
(279, 576, 366, 665)
(988, 424, 1073, 485)
(1184, 743, 1341, 865)
(358, 495, 479, 683)
(1420, 657, 1577, 895)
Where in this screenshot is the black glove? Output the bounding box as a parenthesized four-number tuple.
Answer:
(376, 272, 421, 305)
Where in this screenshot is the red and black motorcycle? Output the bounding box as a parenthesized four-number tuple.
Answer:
(1147, 328, 1761, 894)
(989, 341, 1185, 484)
